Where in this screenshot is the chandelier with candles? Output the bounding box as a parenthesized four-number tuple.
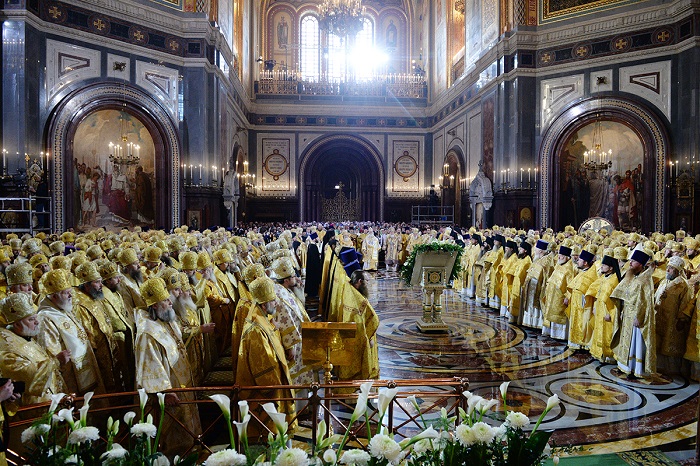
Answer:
(108, 113, 140, 168)
(318, 0, 365, 38)
(582, 118, 613, 173)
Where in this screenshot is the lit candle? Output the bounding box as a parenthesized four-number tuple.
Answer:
(2, 149, 6, 175)
(45, 151, 50, 172)
(190, 164, 193, 181)
(520, 167, 524, 188)
(212, 165, 217, 183)
(528, 168, 531, 188)
(199, 164, 202, 184)
(221, 167, 225, 187)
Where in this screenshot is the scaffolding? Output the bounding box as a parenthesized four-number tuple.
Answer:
(0, 195, 52, 235)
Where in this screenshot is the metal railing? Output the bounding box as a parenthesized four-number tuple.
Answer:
(6, 378, 469, 463)
(412, 206, 455, 225)
(256, 72, 428, 99)
(0, 195, 52, 234)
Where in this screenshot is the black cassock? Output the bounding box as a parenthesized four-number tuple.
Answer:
(304, 243, 322, 298)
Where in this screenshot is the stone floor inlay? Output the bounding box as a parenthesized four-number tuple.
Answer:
(366, 270, 699, 455)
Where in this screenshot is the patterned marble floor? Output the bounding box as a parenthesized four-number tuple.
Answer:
(366, 270, 699, 458)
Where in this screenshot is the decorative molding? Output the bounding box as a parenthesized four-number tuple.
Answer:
(107, 53, 130, 80)
(590, 69, 613, 94)
(47, 83, 181, 230)
(388, 138, 422, 197)
(539, 97, 668, 231)
(619, 60, 672, 121)
(46, 39, 101, 104)
(540, 75, 584, 134)
(135, 61, 180, 121)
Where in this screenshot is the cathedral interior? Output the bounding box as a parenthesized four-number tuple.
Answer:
(3, 0, 700, 463)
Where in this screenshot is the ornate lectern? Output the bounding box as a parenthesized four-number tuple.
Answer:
(409, 250, 458, 333)
(302, 322, 357, 384)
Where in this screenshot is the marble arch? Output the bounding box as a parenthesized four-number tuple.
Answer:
(539, 96, 670, 232)
(46, 82, 181, 231)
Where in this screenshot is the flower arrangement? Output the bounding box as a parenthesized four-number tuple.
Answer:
(21, 388, 198, 466)
(400, 242, 464, 286)
(21, 383, 560, 466)
(207, 381, 559, 466)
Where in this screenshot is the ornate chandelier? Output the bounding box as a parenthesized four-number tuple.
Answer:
(318, 0, 365, 38)
(108, 113, 140, 167)
(582, 118, 612, 173)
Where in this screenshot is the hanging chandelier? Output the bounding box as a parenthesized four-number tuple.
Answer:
(582, 117, 612, 173)
(108, 113, 140, 167)
(108, 79, 140, 169)
(318, 0, 365, 38)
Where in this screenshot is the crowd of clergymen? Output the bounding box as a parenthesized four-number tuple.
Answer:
(1, 223, 700, 449)
(452, 224, 700, 383)
(0, 225, 381, 454)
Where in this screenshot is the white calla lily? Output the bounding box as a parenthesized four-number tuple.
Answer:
(138, 388, 148, 411)
(377, 387, 399, 418)
(238, 400, 249, 419)
(545, 394, 560, 412)
(351, 382, 373, 422)
(209, 394, 232, 418)
(499, 381, 510, 400)
(233, 414, 250, 439)
(262, 403, 287, 435)
(78, 405, 89, 427)
(123, 411, 136, 425)
(48, 393, 65, 414)
(157, 393, 166, 409)
(82, 391, 93, 408)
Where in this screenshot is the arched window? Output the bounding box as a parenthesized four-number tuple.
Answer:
(300, 15, 320, 80)
(352, 18, 376, 79)
(327, 33, 346, 81)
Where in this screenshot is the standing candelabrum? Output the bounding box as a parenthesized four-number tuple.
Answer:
(495, 167, 539, 192)
(180, 161, 225, 189)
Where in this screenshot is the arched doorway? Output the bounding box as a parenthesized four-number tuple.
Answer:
(539, 97, 670, 232)
(299, 135, 384, 222)
(442, 148, 464, 224)
(46, 82, 181, 231)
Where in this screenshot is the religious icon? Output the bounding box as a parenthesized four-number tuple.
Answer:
(277, 16, 289, 48)
(386, 20, 397, 48)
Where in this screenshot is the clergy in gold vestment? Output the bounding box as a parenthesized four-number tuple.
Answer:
(213, 249, 239, 353)
(232, 263, 266, 379)
(498, 241, 518, 317)
(486, 235, 505, 310)
(336, 270, 380, 382)
(135, 277, 201, 457)
(99, 261, 136, 390)
(0, 293, 66, 405)
(520, 240, 553, 328)
(271, 258, 314, 386)
(566, 249, 599, 350)
(361, 230, 381, 271)
(654, 256, 693, 375)
(236, 277, 296, 441)
(464, 235, 483, 298)
(507, 242, 532, 324)
(196, 252, 231, 360)
(683, 282, 700, 381)
(542, 246, 575, 340)
(117, 248, 147, 314)
(175, 273, 211, 386)
(37, 269, 105, 395)
(476, 237, 494, 306)
(587, 254, 621, 364)
(611, 249, 656, 378)
(73, 262, 123, 392)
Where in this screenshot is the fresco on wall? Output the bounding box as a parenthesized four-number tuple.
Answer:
(72, 109, 156, 230)
(541, 0, 636, 23)
(558, 120, 644, 232)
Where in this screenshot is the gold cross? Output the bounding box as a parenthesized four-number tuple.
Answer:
(93, 18, 105, 31)
(48, 6, 62, 19)
(169, 39, 179, 51)
(24, 154, 30, 163)
(541, 52, 552, 63)
(615, 38, 628, 50)
(575, 46, 587, 57)
(133, 30, 144, 41)
(657, 30, 670, 42)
